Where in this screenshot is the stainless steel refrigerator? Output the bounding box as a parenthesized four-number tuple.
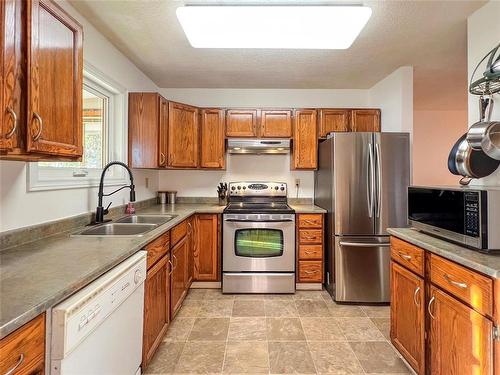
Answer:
(314, 132, 410, 303)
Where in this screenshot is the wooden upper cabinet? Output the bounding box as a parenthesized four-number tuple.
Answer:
(390, 261, 425, 375)
(226, 109, 257, 137)
(194, 214, 219, 281)
(351, 109, 381, 132)
(200, 108, 225, 169)
(429, 285, 493, 375)
(26, 0, 83, 157)
(260, 110, 292, 138)
(292, 109, 317, 169)
(318, 109, 350, 137)
(168, 101, 199, 168)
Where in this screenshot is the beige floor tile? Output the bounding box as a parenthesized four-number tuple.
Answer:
(188, 318, 230, 341)
(371, 317, 390, 340)
(349, 341, 409, 374)
(205, 289, 236, 300)
(223, 341, 270, 374)
(144, 342, 185, 374)
(228, 317, 267, 341)
(184, 289, 208, 300)
(266, 317, 306, 341)
(324, 300, 367, 318)
(336, 317, 385, 341)
(232, 300, 266, 317)
(264, 294, 294, 300)
(175, 299, 202, 318)
(294, 290, 325, 300)
(361, 305, 391, 318)
(308, 341, 364, 374)
(295, 299, 332, 317)
(301, 318, 345, 341)
(199, 300, 234, 317)
(234, 294, 266, 300)
(174, 341, 226, 374)
(268, 341, 316, 374)
(264, 300, 299, 317)
(164, 318, 195, 342)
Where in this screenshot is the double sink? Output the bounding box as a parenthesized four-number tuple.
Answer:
(73, 214, 177, 237)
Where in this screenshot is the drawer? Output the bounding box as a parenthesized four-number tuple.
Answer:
(390, 237, 424, 277)
(0, 314, 45, 375)
(298, 214, 323, 229)
(299, 229, 323, 244)
(430, 254, 493, 317)
(298, 261, 323, 282)
(298, 244, 323, 260)
(146, 232, 170, 269)
(171, 220, 188, 246)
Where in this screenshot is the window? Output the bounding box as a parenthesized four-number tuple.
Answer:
(29, 63, 127, 191)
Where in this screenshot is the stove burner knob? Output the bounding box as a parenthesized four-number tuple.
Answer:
(231, 186, 236, 191)
(274, 186, 279, 190)
(237, 186, 241, 190)
(280, 187, 285, 191)
(243, 186, 246, 190)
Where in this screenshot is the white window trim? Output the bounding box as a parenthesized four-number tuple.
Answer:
(28, 62, 129, 191)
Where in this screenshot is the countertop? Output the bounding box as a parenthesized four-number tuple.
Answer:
(0, 202, 324, 339)
(289, 204, 327, 214)
(387, 228, 500, 278)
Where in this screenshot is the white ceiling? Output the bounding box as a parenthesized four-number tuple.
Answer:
(69, 0, 485, 110)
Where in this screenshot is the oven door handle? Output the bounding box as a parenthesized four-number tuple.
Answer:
(339, 241, 390, 247)
(224, 219, 294, 223)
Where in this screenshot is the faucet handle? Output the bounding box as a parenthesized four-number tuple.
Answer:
(104, 202, 112, 214)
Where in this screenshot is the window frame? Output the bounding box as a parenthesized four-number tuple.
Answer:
(28, 62, 128, 191)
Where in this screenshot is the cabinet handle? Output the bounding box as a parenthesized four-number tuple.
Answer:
(32, 112, 43, 141)
(159, 152, 166, 166)
(168, 259, 174, 275)
(413, 286, 421, 307)
(427, 296, 436, 319)
(4, 353, 24, 375)
(187, 222, 192, 234)
(303, 220, 318, 225)
(443, 274, 467, 289)
(304, 250, 315, 254)
(5, 107, 18, 139)
(304, 270, 319, 274)
(173, 254, 177, 270)
(398, 251, 412, 261)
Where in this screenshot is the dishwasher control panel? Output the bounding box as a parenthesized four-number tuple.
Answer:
(51, 251, 147, 359)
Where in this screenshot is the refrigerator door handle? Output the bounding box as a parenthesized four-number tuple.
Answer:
(339, 241, 390, 247)
(375, 143, 382, 218)
(367, 143, 375, 218)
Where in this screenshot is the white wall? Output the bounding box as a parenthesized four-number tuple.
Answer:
(467, 1, 500, 186)
(0, 1, 160, 232)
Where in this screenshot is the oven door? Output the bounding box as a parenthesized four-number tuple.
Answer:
(223, 213, 295, 272)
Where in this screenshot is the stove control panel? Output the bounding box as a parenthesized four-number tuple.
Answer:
(228, 182, 287, 196)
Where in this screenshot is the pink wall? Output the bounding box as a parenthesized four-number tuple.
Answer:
(413, 110, 468, 186)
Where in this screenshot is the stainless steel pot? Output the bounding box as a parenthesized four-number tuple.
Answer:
(467, 121, 500, 160)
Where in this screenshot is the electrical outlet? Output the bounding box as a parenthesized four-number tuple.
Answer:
(145, 177, 149, 189)
(295, 178, 300, 186)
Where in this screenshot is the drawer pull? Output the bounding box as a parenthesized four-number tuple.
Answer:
(413, 286, 421, 307)
(304, 270, 319, 274)
(303, 220, 319, 225)
(303, 236, 317, 240)
(398, 251, 412, 260)
(427, 296, 436, 319)
(304, 250, 315, 254)
(4, 353, 24, 375)
(443, 274, 467, 289)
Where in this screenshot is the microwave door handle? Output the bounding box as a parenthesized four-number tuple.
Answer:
(375, 143, 382, 218)
(367, 143, 374, 218)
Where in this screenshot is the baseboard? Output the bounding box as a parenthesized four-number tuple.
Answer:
(296, 283, 323, 290)
(190, 282, 221, 289)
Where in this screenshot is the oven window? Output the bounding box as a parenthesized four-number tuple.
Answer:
(234, 229, 284, 257)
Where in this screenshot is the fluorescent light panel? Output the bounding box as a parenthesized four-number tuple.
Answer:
(176, 5, 372, 49)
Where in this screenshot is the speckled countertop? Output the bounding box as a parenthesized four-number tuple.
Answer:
(289, 204, 326, 213)
(0, 202, 324, 339)
(388, 228, 500, 278)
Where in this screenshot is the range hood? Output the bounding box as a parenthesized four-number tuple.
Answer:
(227, 139, 290, 154)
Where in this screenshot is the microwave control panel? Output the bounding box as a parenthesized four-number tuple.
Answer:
(464, 192, 480, 237)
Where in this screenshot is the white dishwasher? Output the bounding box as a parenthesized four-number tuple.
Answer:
(51, 251, 147, 375)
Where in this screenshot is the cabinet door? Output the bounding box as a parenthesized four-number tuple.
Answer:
(292, 109, 317, 169)
(194, 214, 219, 281)
(171, 236, 188, 317)
(390, 261, 425, 375)
(200, 108, 225, 169)
(168, 102, 199, 168)
(429, 285, 493, 375)
(351, 109, 381, 132)
(158, 96, 168, 168)
(261, 110, 292, 138)
(27, 0, 83, 157)
(318, 109, 350, 137)
(143, 254, 170, 369)
(187, 217, 194, 287)
(226, 109, 257, 137)
(128, 93, 160, 168)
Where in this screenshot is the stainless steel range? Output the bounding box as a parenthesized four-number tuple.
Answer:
(222, 182, 296, 294)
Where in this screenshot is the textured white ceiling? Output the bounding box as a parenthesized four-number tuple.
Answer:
(69, 0, 485, 110)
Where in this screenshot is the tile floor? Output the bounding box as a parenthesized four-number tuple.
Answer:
(145, 289, 410, 375)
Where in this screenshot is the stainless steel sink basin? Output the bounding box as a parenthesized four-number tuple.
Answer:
(115, 214, 175, 225)
(74, 223, 158, 237)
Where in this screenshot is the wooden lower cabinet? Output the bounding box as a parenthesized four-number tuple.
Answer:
(187, 217, 194, 287)
(296, 214, 324, 283)
(193, 214, 220, 281)
(0, 313, 45, 375)
(142, 253, 170, 368)
(171, 235, 189, 318)
(390, 261, 425, 374)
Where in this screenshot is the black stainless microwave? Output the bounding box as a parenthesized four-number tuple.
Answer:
(408, 186, 500, 252)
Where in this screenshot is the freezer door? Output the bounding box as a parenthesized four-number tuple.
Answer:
(334, 236, 391, 302)
(333, 133, 375, 235)
(373, 133, 410, 235)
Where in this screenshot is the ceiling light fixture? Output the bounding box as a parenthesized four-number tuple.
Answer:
(176, 5, 372, 49)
